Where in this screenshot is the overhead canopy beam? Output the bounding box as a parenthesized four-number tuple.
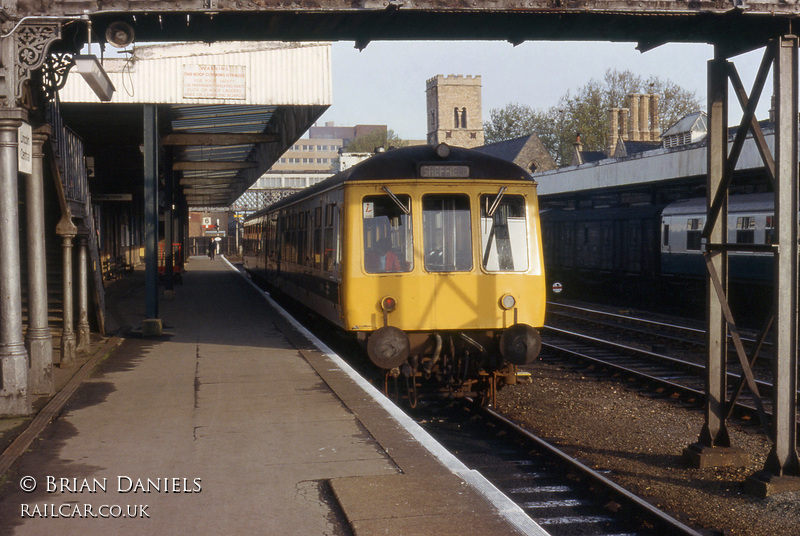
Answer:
(179, 178, 246, 184)
(32, 5, 800, 59)
(161, 133, 278, 146)
(173, 161, 258, 171)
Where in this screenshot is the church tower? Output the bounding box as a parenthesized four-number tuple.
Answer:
(426, 75, 484, 148)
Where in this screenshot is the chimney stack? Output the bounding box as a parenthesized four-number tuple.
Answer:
(650, 94, 660, 140)
(607, 108, 620, 156)
(639, 94, 650, 141)
(629, 95, 640, 141)
(626, 93, 660, 142)
(619, 109, 629, 142)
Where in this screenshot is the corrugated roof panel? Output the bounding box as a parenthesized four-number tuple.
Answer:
(60, 42, 332, 106)
(60, 42, 330, 208)
(170, 105, 275, 132)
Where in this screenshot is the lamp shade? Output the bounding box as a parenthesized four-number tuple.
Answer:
(73, 54, 115, 101)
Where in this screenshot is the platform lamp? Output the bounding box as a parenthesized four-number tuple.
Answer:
(73, 55, 115, 101)
(73, 20, 115, 101)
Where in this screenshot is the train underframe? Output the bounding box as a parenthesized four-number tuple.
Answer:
(362, 326, 541, 407)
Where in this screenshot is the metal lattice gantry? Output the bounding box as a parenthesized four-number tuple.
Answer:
(230, 188, 302, 213)
(680, 37, 800, 497)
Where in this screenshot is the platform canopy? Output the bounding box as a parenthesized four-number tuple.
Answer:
(18, 1, 800, 57)
(57, 41, 331, 207)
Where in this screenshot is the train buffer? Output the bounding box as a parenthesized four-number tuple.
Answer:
(0, 255, 545, 536)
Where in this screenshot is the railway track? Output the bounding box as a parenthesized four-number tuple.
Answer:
(250, 279, 706, 536)
(542, 301, 786, 427)
(415, 400, 704, 536)
(546, 301, 772, 360)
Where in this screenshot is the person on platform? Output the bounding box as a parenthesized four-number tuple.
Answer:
(208, 238, 216, 260)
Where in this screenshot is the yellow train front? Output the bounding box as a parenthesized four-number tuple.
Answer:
(243, 143, 545, 402)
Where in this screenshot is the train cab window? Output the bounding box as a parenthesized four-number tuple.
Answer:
(423, 194, 472, 272)
(363, 195, 413, 273)
(480, 194, 528, 272)
(736, 216, 755, 244)
(686, 218, 702, 251)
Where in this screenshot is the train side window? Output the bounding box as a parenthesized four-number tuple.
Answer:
(299, 211, 309, 266)
(423, 194, 472, 272)
(313, 207, 323, 268)
(736, 216, 755, 244)
(480, 194, 528, 272)
(363, 195, 413, 273)
(324, 203, 337, 272)
(686, 218, 702, 250)
(765, 215, 775, 244)
(267, 214, 278, 260)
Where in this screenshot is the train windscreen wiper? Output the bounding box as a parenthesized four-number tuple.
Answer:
(486, 186, 507, 217)
(483, 187, 513, 269)
(382, 186, 410, 215)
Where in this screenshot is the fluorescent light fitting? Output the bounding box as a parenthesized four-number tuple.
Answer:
(73, 54, 115, 101)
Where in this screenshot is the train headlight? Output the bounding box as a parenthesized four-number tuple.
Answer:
(500, 294, 516, 310)
(381, 296, 397, 313)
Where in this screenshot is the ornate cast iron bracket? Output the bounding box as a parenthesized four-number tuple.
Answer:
(42, 52, 74, 100)
(13, 22, 62, 107)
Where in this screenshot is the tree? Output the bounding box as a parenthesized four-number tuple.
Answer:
(344, 129, 407, 153)
(484, 103, 549, 143)
(484, 69, 703, 165)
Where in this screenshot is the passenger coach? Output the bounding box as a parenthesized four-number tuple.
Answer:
(243, 143, 545, 400)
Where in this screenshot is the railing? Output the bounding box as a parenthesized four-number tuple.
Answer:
(46, 96, 89, 219)
(46, 96, 106, 334)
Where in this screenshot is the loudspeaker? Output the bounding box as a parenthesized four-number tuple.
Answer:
(105, 22, 135, 48)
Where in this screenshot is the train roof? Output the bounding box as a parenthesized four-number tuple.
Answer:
(245, 144, 534, 220)
(539, 203, 664, 222)
(662, 192, 775, 217)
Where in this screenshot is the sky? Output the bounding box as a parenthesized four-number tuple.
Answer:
(316, 40, 773, 141)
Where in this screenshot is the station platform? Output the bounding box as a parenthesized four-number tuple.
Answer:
(0, 256, 545, 535)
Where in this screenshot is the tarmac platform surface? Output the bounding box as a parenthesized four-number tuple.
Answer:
(0, 256, 546, 536)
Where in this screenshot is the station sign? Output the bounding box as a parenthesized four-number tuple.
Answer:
(183, 64, 246, 100)
(18, 123, 31, 175)
(94, 194, 133, 201)
(552, 282, 563, 294)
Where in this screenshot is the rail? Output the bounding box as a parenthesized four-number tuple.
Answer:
(417, 399, 705, 536)
(541, 306, 800, 433)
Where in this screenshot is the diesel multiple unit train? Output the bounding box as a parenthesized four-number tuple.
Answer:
(541, 192, 776, 315)
(243, 144, 546, 401)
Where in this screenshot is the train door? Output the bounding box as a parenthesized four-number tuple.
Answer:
(422, 194, 472, 272)
(419, 193, 473, 327)
(625, 220, 642, 273)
